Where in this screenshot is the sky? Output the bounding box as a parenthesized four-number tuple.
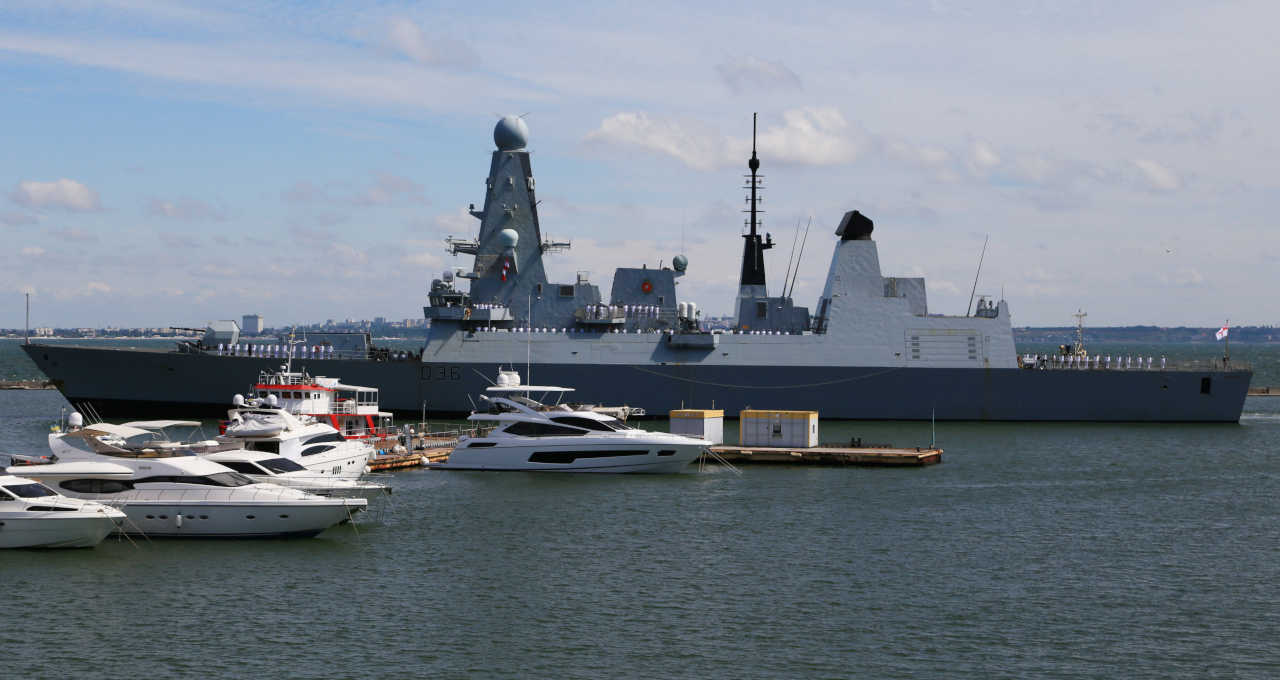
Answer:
(1, 0, 1277, 329)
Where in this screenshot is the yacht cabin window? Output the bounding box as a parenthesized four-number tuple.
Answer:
(218, 461, 266, 475)
(548, 416, 623, 432)
(3, 482, 59, 498)
(245, 441, 281, 454)
(259, 458, 307, 474)
(501, 421, 587, 437)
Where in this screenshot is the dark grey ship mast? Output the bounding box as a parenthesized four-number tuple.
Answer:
(739, 113, 773, 299)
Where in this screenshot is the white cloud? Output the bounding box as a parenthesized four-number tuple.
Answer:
(969, 140, 1000, 170)
(20, 246, 45, 256)
(586, 108, 861, 170)
(1132, 159, 1182, 191)
(382, 17, 476, 66)
(11, 178, 101, 212)
(148, 197, 226, 221)
(753, 108, 862, 166)
(86, 281, 111, 294)
(716, 56, 802, 93)
(585, 112, 729, 171)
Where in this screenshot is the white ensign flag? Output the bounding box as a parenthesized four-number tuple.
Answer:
(1216, 325, 1229, 341)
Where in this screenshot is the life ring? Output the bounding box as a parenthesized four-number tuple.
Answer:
(641, 280, 653, 294)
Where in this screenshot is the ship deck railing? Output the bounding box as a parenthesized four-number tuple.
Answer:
(179, 343, 420, 362)
(1018, 356, 1250, 372)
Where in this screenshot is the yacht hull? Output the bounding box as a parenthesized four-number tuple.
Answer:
(0, 512, 122, 548)
(109, 500, 362, 538)
(435, 442, 704, 473)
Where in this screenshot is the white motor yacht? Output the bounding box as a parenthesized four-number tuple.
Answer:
(432, 371, 707, 473)
(0, 473, 126, 548)
(204, 450, 391, 500)
(219, 394, 373, 480)
(34, 418, 367, 538)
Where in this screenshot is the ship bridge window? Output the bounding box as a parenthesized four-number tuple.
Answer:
(59, 479, 134, 494)
(559, 285, 574, 297)
(3, 482, 59, 498)
(501, 421, 587, 437)
(260, 458, 307, 473)
(549, 416, 622, 432)
(301, 444, 335, 457)
(0, 489, 15, 501)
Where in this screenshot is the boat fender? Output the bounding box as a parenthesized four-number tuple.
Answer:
(176, 514, 183, 528)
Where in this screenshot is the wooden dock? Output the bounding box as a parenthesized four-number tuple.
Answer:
(708, 445, 942, 467)
(0, 380, 53, 390)
(368, 447, 452, 471)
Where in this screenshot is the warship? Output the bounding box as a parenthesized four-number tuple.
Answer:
(25, 115, 1252, 421)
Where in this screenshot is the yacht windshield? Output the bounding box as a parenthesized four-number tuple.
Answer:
(259, 458, 307, 474)
(3, 482, 59, 498)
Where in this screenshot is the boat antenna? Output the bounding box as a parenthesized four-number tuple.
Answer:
(24, 292, 30, 345)
(781, 217, 803, 299)
(930, 406, 936, 449)
(966, 234, 990, 317)
(786, 217, 811, 299)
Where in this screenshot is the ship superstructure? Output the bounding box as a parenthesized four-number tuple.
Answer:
(24, 115, 1252, 421)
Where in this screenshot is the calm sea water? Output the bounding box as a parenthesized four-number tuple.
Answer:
(1, 341, 1278, 678)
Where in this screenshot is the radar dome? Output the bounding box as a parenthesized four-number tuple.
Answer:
(672, 254, 688, 272)
(494, 115, 529, 151)
(499, 228, 519, 248)
(68, 412, 83, 428)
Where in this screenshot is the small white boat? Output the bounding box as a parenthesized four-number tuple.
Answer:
(0, 473, 126, 548)
(431, 370, 707, 473)
(204, 450, 391, 500)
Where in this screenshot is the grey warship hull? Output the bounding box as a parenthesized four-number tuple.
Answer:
(23, 343, 1251, 422)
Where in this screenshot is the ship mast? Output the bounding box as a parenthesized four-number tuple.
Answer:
(1072, 309, 1088, 357)
(738, 113, 773, 298)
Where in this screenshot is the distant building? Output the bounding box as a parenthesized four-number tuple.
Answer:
(242, 314, 264, 334)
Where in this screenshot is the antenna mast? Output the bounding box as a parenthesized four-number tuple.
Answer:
(966, 235, 989, 317)
(1072, 309, 1087, 356)
(736, 113, 774, 301)
(748, 113, 760, 238)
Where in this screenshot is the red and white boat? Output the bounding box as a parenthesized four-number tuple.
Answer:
(242, 368, 394, 440)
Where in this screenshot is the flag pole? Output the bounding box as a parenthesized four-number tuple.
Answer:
(1224, 319, 1230, 364)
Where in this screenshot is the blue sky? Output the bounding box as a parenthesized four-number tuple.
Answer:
(2, 0, 1276, 328)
